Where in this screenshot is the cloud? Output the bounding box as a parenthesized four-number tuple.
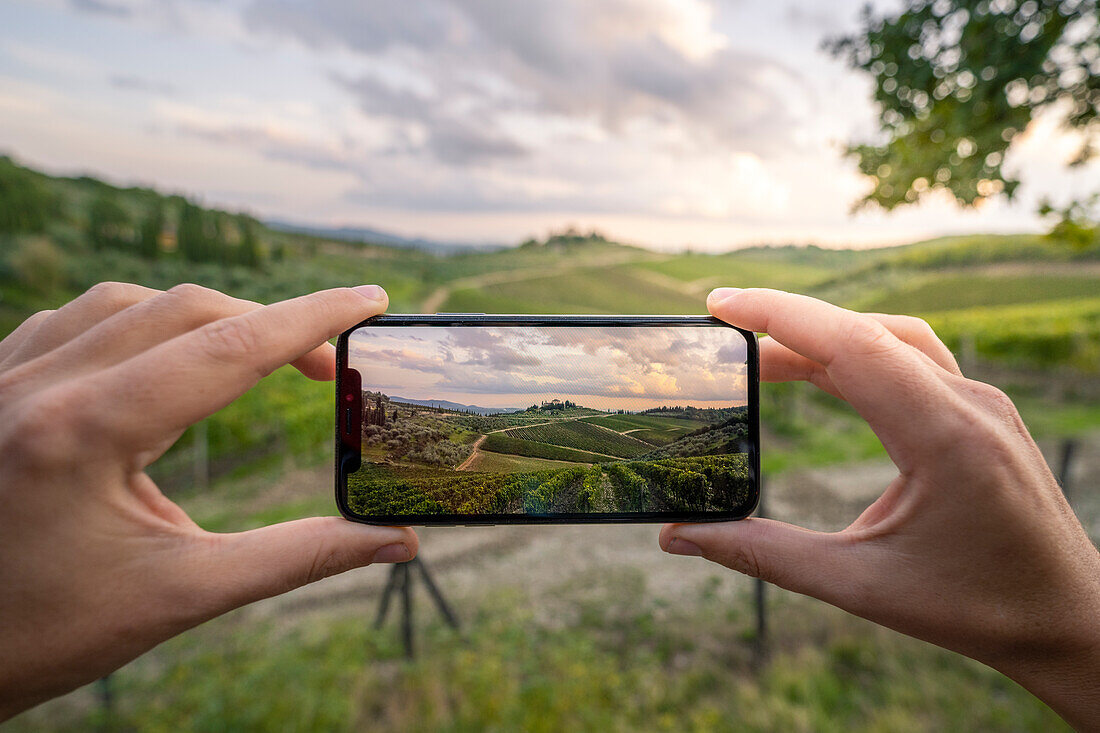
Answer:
(243, 0, 810, 165)
(350, 346, 449, 373)
(331, 72, 527, 166)
(445, 328, 543, 368)
(69, 0, 132, 17)
(109, 74, 177, 95)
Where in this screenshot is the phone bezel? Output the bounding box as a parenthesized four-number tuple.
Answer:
(335, 314, 760, 525)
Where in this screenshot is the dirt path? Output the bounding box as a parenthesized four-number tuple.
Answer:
(249, 430, 1100, 628)
(454, 434, 487, 471)
(454, 415, 643, 471)
(453, 417, 581, 472)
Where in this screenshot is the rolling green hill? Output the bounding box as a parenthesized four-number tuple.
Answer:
(2, 154, 1099, 490)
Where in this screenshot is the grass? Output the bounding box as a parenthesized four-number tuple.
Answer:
(11, 572, 1067, 732)
(633, 254, 833, 290)
(441, 266, 704, 315)
(628, 428, 687, 446)
(852, 274, 1100, 314)
(466, 451, 589, 472)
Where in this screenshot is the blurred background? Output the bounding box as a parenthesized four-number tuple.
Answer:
(2, 0, 1098, 730)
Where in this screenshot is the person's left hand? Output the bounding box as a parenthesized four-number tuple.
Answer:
(0, 282, 419, 720)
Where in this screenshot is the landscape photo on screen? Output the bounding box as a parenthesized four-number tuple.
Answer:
(345, 326, 753, 516)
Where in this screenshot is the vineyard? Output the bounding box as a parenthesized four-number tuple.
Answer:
(346, 454, 753, 515)
(345, 394, 752, 516)
(480, 434, 615, 464)
(506, 421, 654, 458)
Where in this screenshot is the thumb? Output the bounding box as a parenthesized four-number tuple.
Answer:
(190, 517, 419, 616)
(659, 519, 853, 602)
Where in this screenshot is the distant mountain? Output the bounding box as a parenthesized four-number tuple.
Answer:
(265, 219, 507, 254)
(387, 395, 523, 416)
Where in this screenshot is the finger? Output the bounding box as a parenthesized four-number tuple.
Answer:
(759, 310, 961, 397)
(659, 520, 857, 606)
(1, 282, 159, 368)
(758, 337, 844, 398)
(866, 314, 961, 375)
(708, 288, 959, 468)
(85, 285, 387, 448)
(12, 284, 335, 387)
(0, 309, 56, 367)
(190, 518, 418, 616)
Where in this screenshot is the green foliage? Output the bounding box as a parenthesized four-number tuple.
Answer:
(0, 156, 57, 233)
(508, 421, 653, 458)
(138, 200, 164, 260)
(830, 0, 1099, 210)
(4, 237, 64, 296)
(604, 463, 647, 511)
(347, 452, 751, 516)
(927, 297, 1100, 370)
(582, 413, 704, 432)
(523, 466, 589, 513)
(20, 586, 1067, 732)
(853, 273, 1100, 313)
(87, 192, 131, 250)
(442, 266, 702, 315)
(1041, 194, 1100, 249)
(481, 433, 615, 464)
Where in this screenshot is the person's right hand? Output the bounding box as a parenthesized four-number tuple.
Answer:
(660, 288, 1100, 729)
(0, 282, 418, 721)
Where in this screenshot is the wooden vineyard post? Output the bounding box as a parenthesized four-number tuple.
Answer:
(1057, 438, 1078, 504)
(753, 477, 769, 668)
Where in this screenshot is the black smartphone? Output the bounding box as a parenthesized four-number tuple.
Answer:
(335, 314, 759, 525)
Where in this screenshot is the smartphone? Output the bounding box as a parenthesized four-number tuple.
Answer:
(336, 314, 759, 525)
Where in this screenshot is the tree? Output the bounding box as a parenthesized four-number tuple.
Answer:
(177, 201, 205, 262)
(829, 0, 1098, 220)
(138, 200, 164, 260)
(236, 214, 263, 268)
(87, 193, 130, 250)
(0, 157, 56, 234)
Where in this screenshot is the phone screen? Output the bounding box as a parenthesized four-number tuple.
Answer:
(337, 317, 758, 524)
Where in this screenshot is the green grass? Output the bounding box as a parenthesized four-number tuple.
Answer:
(852, 274, 1100, 314)
(508, 421, 653, 458)
(441, 266, 704, 314)
(628, 428, 687, 446)
(1014, 396, 1100, 438)
(12, 574, 1067, 732)
(467, 451, 586, 472)
(633, 253, 833, 290)
(925, 297, 1100, 371)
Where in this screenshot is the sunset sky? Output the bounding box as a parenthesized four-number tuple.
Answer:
(348, 326, 748, 410)
(2, 0, 1097, 250)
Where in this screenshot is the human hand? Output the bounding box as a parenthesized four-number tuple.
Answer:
(660, 288, 1100, 727)
(0, 283, 419, 720)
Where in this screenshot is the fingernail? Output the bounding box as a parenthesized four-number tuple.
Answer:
(665, 537, 703, 557)
(708, 287, 741, 306)
(372, 543, 410, 563)
(354, 284, 387, 303)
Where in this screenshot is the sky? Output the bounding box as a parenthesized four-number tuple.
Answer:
(348, 326, 749, 410)
(1, 0, 1097, 251)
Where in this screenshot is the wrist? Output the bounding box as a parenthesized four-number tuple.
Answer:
(993, 610, 1100, 728)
